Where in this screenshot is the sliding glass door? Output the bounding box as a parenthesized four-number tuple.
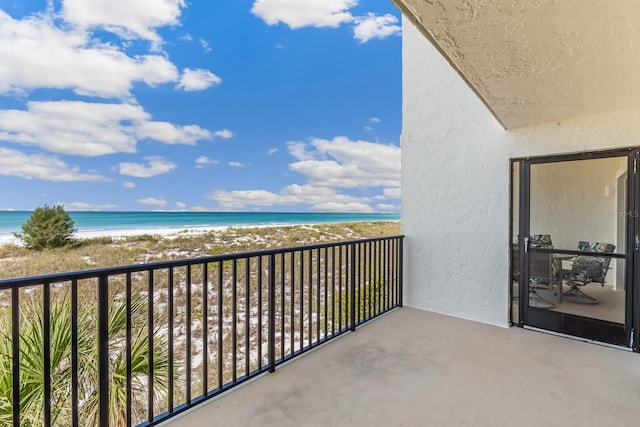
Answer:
(516, 148, 639, 349)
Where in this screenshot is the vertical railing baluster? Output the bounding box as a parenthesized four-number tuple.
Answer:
(359, 243, 364, 322)
(125, 272, 132, 427)
(258, 256, 263, 370)
(290, 252, 295, 356)
(167, 268, 174, 412)
(369, 241, 374, 317)
(98, 275, 109, 427)
(268, 254, 276, 373)
(280, 252, 285, 361)
(377, 240, 381, 314)
(299, 251, 304, 351)
(357, 243, 362, 323)
(232, 260, 237, 382)
(390, 238, 394, 306)
(186, 265, 192, 402)
(202, 263, 208, 396)
(217, 262, 223, 390)
(395, 238, 400, 306)
(43, 282, 51, 427)
(383, 238, 387, 310)
(245, 259, 250, 377)
(350, 243, 356, 331)
(71, 279, 79, 427)
(12, 287, 19, 427)
(386, 239, 391, 310)
(147, 270, 155, 422)
(316, 248, 321, 343)
(381, 239, 384, 312)
(361, 243, 365, 322)
(331, 246, 335, 336)
(391, 239, 396, 307)
(399, 237, 404, 307)
(308, 249, 312, 347)
(324, 246, 328, 340)
(338, 246, 343, 332)
(381, 240, 385, 310)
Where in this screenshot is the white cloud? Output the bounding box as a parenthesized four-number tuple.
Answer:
(177, 68, 222, 91)
(122, 181, 136, 188)
(229, 161, 245, 168)
(376, 203, 400, 211)
(353, 13, 401, 43)
(175, 201, 186, 209)
(381, 187, 401, 199)
(214, 129, 234, 139)
(199, 38, 212, 53)
(0, 11, 179, 98)
(267, 148, 278, 155)
(195, 156, 219, 165)
(370, 117, 381, 123)
(138, 197, 167, 207)
(63, 0, 186, 44)
(191, 205, 215, 212)
(63, 202, 118, 211)
(311, 202, 374, 213)
(0, 147, 107, 182)
(210, 136, 400, 212)
(0, 101, 211, 156)
(119, 156, 176, 178)
(287, 141, 315, 161)
(137, 120, 211, 145)
(289, 136, 400, 188)
(251, 0, 356, 29)
(251, 2, 400, 44)
(210, 184, 368, 211)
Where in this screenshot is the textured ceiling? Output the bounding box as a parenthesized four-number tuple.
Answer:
(393, 0, 640, 128)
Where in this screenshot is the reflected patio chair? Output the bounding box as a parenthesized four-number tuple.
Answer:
(528, 234, 555, 308)
(564, 241, 615, 304)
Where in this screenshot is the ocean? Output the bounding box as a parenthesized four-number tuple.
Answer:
(0, 211, 400, 239)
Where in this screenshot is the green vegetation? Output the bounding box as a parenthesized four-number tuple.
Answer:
(335, 278, 393, 327)
(14, 205, 77, 250)
(0, 292, 167, 426)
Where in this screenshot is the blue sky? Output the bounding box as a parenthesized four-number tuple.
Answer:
(0, 0, 401, 213)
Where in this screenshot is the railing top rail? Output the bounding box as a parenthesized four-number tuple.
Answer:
(0, 235, 404, 289)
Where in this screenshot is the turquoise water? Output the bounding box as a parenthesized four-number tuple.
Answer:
(0, 211, 400, 236)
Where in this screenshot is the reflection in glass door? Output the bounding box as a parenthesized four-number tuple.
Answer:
(516, 149, 638, 348)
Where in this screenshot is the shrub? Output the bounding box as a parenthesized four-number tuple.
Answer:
(14, 204, 77, 250)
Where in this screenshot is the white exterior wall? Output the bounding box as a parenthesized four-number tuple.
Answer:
(401, 17, 640, 327)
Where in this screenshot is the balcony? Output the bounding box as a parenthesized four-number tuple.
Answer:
(171, 307, 640, 426)
(2, 234, 638, 426)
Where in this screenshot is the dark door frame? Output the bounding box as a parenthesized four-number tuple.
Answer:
(512, 147, 640, 351)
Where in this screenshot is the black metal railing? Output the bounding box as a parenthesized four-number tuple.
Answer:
(0, 236, 403, 426)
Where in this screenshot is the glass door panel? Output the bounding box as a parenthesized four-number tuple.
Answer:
(519, 151, 636, 348)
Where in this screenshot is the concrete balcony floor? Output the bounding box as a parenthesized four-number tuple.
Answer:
(167, 307, 640, 426)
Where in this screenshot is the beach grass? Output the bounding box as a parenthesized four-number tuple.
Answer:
(0, 221, 400, 280)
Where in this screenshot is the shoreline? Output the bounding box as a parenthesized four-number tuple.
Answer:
(0, 220, 401, 279)
(0, 225, 240, 246)
(0, 220, 401, 247)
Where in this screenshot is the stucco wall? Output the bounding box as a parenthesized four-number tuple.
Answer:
(401, 16, 640, 327)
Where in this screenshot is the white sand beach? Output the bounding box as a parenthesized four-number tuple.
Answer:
(0, 225, 231, 247)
